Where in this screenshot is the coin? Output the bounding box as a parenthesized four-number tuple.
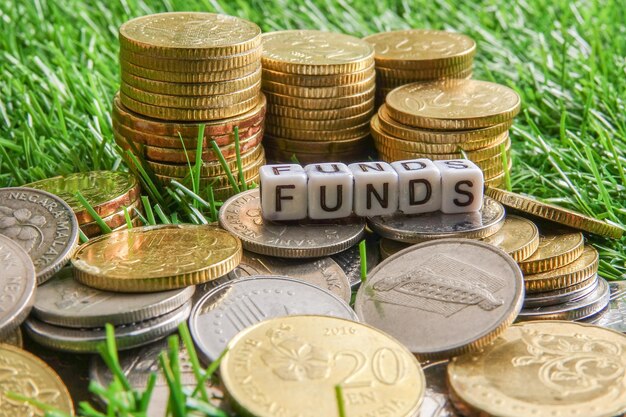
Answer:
(523, 274, 599, 308)
(220, 315, 425, 417)
(79, 198, 142, 237)
(72, 224, 242, 292)
(587, 280, 626, 333)
(265, 147, 371, 165)
(0, 187, 79, 284)
(379, 237, 410, 259)
(119, 12, 261, 58)
(448, 321, 626, 417)
(331, 236, 381, 288)
(385, 80, 521, 129)
(265, 108, 373, 131)
(262, 72, 375, 98)
(367, 196, 505, 243)
(524, 245, 599, 293)
(218, 189, 365, 258)
(25, 301, 192, 353)
(195, 251, 351, 302)
(32, 266, 195, 328)
(485, 187, 624, 239)
(262, 63, 375, 86)
(263, 134, 370, 153)
(264, 84, 375, 110)
(262, 30, 374, 75)
(190, 276, 358, 362)
(266, 122, 370, 142)
(420, 361, 459, 417)
(121, 59, 260, 83)
(517, 228, 585, 275)
(0, 344, 74, 415)
(267, 97, 375, 120)
(375, 63, 472, 79)
(480, 215, 539, 261)
(355, 239, 524, 360)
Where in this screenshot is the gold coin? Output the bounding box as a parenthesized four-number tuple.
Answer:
(377, 105, 512, 144)
(121, 60, 260, 83)
(485, 187, 624, 239)
(262, 63, 375, 87)
(264, 85, 376, 110)
(266, 108, 373, 131)
(119, 46, 262, 72)
(475, 150, 512, 171)
(516, 228, 584, 274)
(213, 174, 260, 200)
(524, 245, 599, 293)
(484, 172, 506, 188)
(364, 29, 476, 69)
(386, 79, 521, 129)
(112, 92, 266, 141)
(481, 215, 539, 262)
(262, 30, 374, 75)
(72, 224, 242, 292)
(267, 97, 375, 120)
(447, 321, 626, 417)
(265, 147, 370, 164)
(266, 121, 370, 141)
(119, 12, 261, 58)
(146, 144, 264, 177)
(376, 63, 472, 80)
(379, 238, 410, 259)
(119, 92, 259, 121)
(0, 343, 74, 415)
(264, 134, 370, 154)
(482, 159, 512, 180)
(106, 215, 143, 235)
(121, 68, 261, 96)
(120, 80, 261, 109)
(27, 170, 140, 225)
(221, 315, 425, 417)
(262, 71, 375, 98)
(80, 199, 142, 238)
(378, 67, 474, 88)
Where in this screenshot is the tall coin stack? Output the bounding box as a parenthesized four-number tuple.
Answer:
(364, 30, 476, 105)
(373, 79, 520, 187)
(113, 12, 266, 199)
(261, 30, 376, 164)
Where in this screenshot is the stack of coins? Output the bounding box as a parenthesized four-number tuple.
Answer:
(261, 30, 376, 164)
(113, 12, 266, 199)
(364, 29, 476, 104)
(27, 171, 143, 238)
(373, 79, 520, 187)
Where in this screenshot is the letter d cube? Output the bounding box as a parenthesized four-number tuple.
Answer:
(391, 159, 441, 214)
(259, 164, 308, 220)
(434, 159, 484, 213)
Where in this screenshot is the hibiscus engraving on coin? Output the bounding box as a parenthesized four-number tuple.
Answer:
(0, 206, 47, 253)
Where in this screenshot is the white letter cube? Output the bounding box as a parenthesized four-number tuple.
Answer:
(434, 159, 484, 213)
(391, 159, 442, 214)
(348, 162, 398, 216)
(259, 164, 308, 220)
(304, 163, 354, 219)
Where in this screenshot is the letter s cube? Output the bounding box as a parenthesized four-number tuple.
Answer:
(304, 163, 354, 220)
(434, 159, 484, 213)
(259, 164, 308, 220)
(391, 159, 441, 214)
(348, 162, 398, 216)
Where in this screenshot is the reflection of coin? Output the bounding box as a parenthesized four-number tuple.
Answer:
(481, 215, 539, 261)
(355, 239, 524, 361)
(448, 321, 626, 417)
(517, 228, 584, 274)
(219, 189, 365, 258)
(0, 187, 79, 284)
(0, 344, 73, 415)
(221, 315, 425, 417)
(190, 277, 357, 362)
(420, 361, 459, 417)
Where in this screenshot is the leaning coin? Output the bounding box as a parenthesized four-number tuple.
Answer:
(24, 301, 191, 353)
(330, 235, 380, 288)
(481, 215, 539, 261)
(355, 239, 524, 361)
(587, 280, 626, 333)
(367, 196, 505, 243)
(0, 235, 36, 339)
(0, 187, 79, 283)
(221, 315, 425, 417)
(219, 189, 365, 258)
(523, 274, 599, 308)
(32, 266, 195, 328)
(447, 321, 626, 417)
(0, 344, 74, 415)
(517, 228, 584, 275)
(517, 277, 610, 321)
(190, 276, 357, 363)
(420, 361, 459, 417)
(194, 251, 351, 303)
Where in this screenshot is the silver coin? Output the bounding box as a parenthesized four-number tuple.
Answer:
(1, 327, 23, 347)
(0, 187, 79, 283)
(0, 234, 36, 339)
(420, 361, 459, 417)
(367, 196, 505, 243)
(331, 235, 380, 288)
(517, 277, 610, 321)
(23, 301, 191, 353)
(33, 266, 195, 328)
(523, 274, 599, 308)
(194, 251, 351, 302)
(218, 188, 365, 258)
(585, 280, 626, 332)
(190, 276, 358, 363)
(355, 239, 524, 361)
(90, 338, 225, 417)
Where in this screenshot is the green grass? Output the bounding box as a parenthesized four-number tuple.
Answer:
(1, 0, 625, 278)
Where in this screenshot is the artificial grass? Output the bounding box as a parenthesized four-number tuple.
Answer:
(1, 0, 624, 279)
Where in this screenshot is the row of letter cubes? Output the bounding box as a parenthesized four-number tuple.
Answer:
(259, 159, 484, 220)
